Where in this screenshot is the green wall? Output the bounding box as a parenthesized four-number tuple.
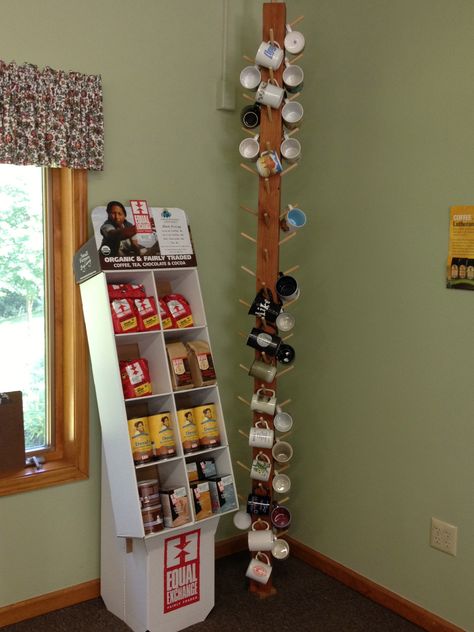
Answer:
(1, 1, 473, 629)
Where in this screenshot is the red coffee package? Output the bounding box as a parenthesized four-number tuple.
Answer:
(158, 298, 175, 330)
(111, 298, 139, 334)
(108, 284, 129, 300)
(125, 284, 146, 299)
(134, 296, 161, 332)
(163, 294, 193, 328)
(120, 358, 152, 399)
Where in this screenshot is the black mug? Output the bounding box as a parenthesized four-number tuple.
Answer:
(276, 343, 295, 364)
(247, 327, 281, 355)
(248, 289, 282, 323)
(247, 493, 271, 515)
(276, 273, 300, 302)
(240, 103, 261, 129)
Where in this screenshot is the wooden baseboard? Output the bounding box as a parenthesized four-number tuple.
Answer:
(0, 538, 464, 632)
(0, 579, 100, 628)
(215, 533, 248, 558)
(286, 537, 465, 632)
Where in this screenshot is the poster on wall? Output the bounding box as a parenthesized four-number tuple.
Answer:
(163, 529, 201, 613)
(90, 200, 197, 271)
(446, 206, 474, 290)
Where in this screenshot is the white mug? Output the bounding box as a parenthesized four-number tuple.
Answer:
(255, 80, 285, 109)
(280, 137, 301, 163)
(250, 388, 277, 415)
(233, 510, 252, 530)
(282, 64, 304, 93)
(240, 65, 262, 91)
(282, 100, 304, 130)
(255, 40, 284, 70)
(256, 150, 283, 178)
(272, 439, 293, 463)
(248, 521, 275, 551)
(250, 451, 272, 481)
(274, 410, 293, 432)
(272, 472, 291, 494)
(275, 311, 295, 332)
(249, 419, 274, 449)
(246, 552, 272, 584)
(284, 26, 305, 55)
(272, 538, 290, 560)
(239, 136, 260, 162)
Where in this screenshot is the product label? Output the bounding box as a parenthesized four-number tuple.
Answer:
(164, 529, 200, 613)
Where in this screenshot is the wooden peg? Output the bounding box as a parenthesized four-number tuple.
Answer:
(241, 126, 258, 137)
(237, 460, 251, 473)
(243, 55, 254, 63)
(240, 204, 258, 216)
(282, 332, 294, 341)
(284, 265, 300, 275)
(286, 127, 300, 137)
(278, 464, 290, 473)
(238, 429, 249, 439)
(279, 232, 297, 247)
(240, 163, 259, 176)
(279, 496, 290, 505)
(289, 15, 304, 28)
(263, 212, 270, 227)
(239, 363, 250, 372)
(264, 178, 270, 194)
(263, 248, 269, 262)
(289, 52, 304, 65)
(278, 430, 293, 441)
(269, 28, 275, 44)
(276, 365, 295, 378)
(241, 265, 256, 277)
(237, 331, 246, 338)
(269, 67, 274, 82)
(237, 395, 251, 406)
(266, 104, 272, 122)
(265, 140, 272, 152)
(239, 299, 251, 308)
(279, 398, 292, 408)
(286, 91, 300, 102)
(281, 163, 298, 177)
(241, 232, 257, 243)
(242, 92, 255, 103)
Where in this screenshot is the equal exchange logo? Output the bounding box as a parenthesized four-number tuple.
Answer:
(163, 529, 200, 613)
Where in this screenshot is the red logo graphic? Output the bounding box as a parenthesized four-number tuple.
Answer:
(164, 529, 200, 613)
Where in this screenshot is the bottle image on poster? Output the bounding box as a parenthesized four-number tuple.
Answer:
(446, 206, 474, 290)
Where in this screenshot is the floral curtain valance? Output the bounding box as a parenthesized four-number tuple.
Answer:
(0, 60, 104, 170)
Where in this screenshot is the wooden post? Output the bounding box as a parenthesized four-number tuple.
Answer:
(248, 1, 286, 599)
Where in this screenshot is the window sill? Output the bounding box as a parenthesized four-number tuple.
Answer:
(0, 459, 88, 496)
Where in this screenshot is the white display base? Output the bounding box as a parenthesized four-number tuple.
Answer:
(101, 458, 219, 632)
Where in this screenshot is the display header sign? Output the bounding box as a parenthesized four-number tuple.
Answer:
(446, 205, 474, 290)
(90, 201, 197, 271)
(163, 529, 201, 613)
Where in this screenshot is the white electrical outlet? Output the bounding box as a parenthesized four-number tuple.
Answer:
(430, 517, 458, 556)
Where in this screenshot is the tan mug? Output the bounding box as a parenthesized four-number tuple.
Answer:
(250, 388, 277, 415)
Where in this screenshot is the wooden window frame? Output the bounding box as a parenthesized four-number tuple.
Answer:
(0, 168, 89, 496)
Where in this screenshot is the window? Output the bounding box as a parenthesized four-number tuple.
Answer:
(0, 168, 89, 495)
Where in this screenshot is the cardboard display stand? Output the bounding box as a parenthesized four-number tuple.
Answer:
(75, 205, 237, 631)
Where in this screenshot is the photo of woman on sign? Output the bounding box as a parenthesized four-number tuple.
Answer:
(100, 200, 142, 256)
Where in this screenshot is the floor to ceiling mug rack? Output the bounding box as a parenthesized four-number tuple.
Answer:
(235, 1, 305, 597)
